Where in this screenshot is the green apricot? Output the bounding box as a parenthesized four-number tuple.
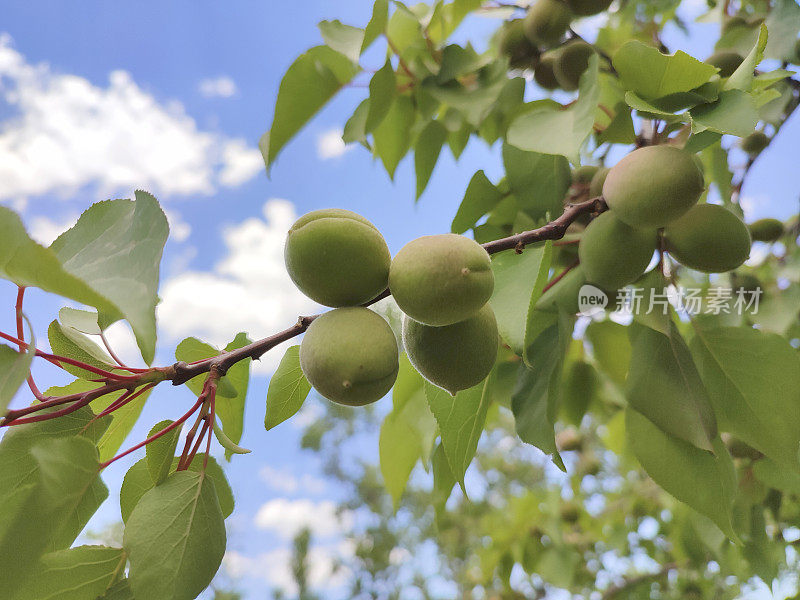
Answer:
(533, 52, 561, 90)
(572, 165, 599, 186)
(554, 40, 595, 91)
(523, 0, 573, 47)
(748, 217, 784, 242)
(300, 308, 399, 406)
(664, 203, 751, 273)
(706, 51, 744, 77)
(588, 167, 609, 198)
(579, 212, 657, 289)
(740, 131, 769, 155)
(603, 145, 705, 228)
(389, 233, 494, 326)
(565, 0, 612, 16)
(499, 19, 541, 69)
(285, 209, 390, 307)
(402, 304, 499, 395)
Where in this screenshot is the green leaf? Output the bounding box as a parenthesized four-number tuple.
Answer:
(263, 46, 359, 168)
(0, 317, 35, 415)
(451, 171, 504, 234)
(431, 442, 456, 516)
(489, 243, 553, 358)
(511, 323, 566, 471)
(691, 89, 758, 137)
(425, 377, 492, 488)
(9, 545, 126, 600)
(685, 130, 723, 153)
(414, 120, 447, 199)
(146, 420, 182, 485)
(764, 0, 800, 61)
(725, 24, 767, 92)
(380, 355, 437, 506)
(120, 458, 153, 524)
(626, 323, 717, 451)
(47, 320, 114, 380)
(753, 458, 800, 495)
(217, 333, 251, 459)
(362, 0, 388, 52)
(98, 579, 135, 600)
(365, 59, 396, 133)
(0, 207, 114, 317)
(213, 420, 251, 455)
(174, 336, 241, 400)
(585, 320, 630, 387)
(50, 191, 169, 364)
(0, 435, 107, 594)
(58, 307, 101, 335)
(507, 55, 600, 164)
(422, 62, 508, 127)
(700, 141, 733, 202)
(690, 325, 800, 470)
(501, 143, 571, 220)
(265, 345, 312, 430)
(626, 408, 737, 539)
(124, 471, 226, 600)
(318, 20, 364, 63)
(373, 95, 415, 179)
(612, 41, 718, 100)
(343, 99, 371, 146)
(121, 452, 235, 524)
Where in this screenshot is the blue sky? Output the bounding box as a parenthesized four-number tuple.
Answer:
(0, 1, 798, 598)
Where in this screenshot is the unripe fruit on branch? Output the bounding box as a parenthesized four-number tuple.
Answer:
(740, 131, 769, 155)
(533, 52, 561, 90)
(389, 234, 494, 326)
(554, 40, 595, 91)
(565, 0, 612, 16)
(499, 19, 541, 70)
(602, 146, 704, 228)
(588, 167, 609, 198)
(706, 51, 744, 77)
(571, 165, 599, 186)
(300, 308, 399, 406)
(523, 0, 572, 47)
(559, 502, 580, 523)
(285, 209, 390, 307)
(402, 304, 499, 395)
(664, 204, 751, 273)
(748, 218, 784, 242)
(579, 212, 657, 289)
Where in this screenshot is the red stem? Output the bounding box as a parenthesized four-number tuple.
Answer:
(94, 383, 155, 420)
(8, 392, 97, 425)
(99, 395, 204, 470)
(0, 330, 142, 381)
(14, 287, 47, 401)
(202, 393, 216, 471)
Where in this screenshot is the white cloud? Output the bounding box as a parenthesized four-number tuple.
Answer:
(259, 465, 327, 495)
(0, 34, 260, 204)
(224, 543, 352, 595)
(316, 128, 351, 160)
(254, 498, 353, 539)
(162, 207, 191, 242)
(218, 139, 263, 187)
(157, 198, 318, 373)
(198, 76, 237, 98)
(27, 212, 78, 245)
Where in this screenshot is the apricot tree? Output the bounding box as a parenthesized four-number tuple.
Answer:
(0, 0, 799, 598)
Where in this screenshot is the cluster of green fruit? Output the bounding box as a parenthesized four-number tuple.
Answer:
(544, 145, 754, 311)
(498, 0, 611, 91)
(285, 209, 499, 406)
